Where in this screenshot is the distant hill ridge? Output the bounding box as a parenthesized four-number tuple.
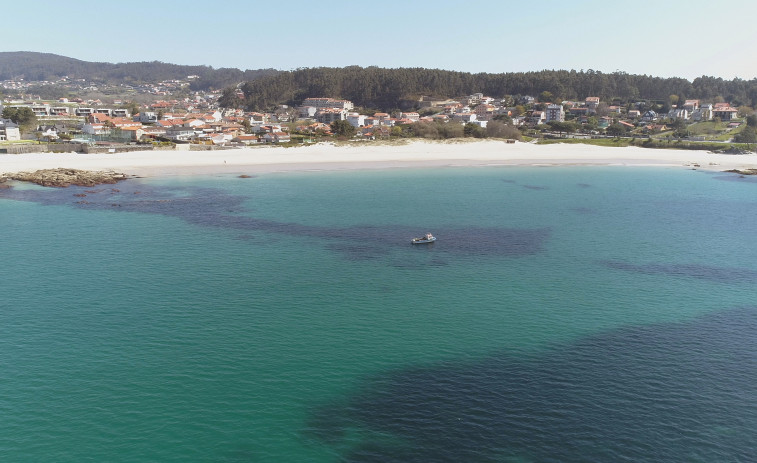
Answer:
(0, 51, 278, 90)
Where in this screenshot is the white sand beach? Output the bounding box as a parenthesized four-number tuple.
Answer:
(2, 140, 756, 177)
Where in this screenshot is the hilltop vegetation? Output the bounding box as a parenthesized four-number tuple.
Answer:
(220, 66, 757, 112)
(0, 52, 278, 91)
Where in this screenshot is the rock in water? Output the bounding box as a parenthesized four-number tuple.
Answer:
(4, 168, 129, 187)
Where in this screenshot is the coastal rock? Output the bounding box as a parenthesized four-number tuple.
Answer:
(5, 168, 129, 187)
(724, 168, 757, 176)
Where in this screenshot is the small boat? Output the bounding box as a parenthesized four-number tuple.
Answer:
(411, 233, 436, 244)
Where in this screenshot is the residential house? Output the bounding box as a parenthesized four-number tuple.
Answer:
(50, 107, 70, 116)
(298, 106, 318, 119)
(526, 110, 546, 125)
(569, 107, 589, 117)
(683, 99, 700, 111)
(165, 125, 196, 141)
(627, 109, 641, 119)
(643, 124, 667, 133)
(135, 112, 159, 123)
(0, 118, 21, 141)
(75, 107, 94, 117)
(452, 112, 477, 123)
(690, 104, 713, 121)
(81, 123, 109, 136)
(668, 108, 689, 120)
(30, 104, 50, 117)
(473, 104, 495, 121)
(545, 104, 565, 122)
(712, 104, 738, 121)
(641, 110, 658, 123)
(585, 97, 600, 114)
(618, 120, 635, 129)
(118, 126, 145, 141)
(262, 131, 291, 143)
(141, 126, 167, 139)
(399, 112, 420, 122)
(232, 135, 260, 145)
(315, 108, 348, 124)
(347, 113, 367, 127)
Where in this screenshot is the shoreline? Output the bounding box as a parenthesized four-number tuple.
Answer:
(2, 140, 757, 178)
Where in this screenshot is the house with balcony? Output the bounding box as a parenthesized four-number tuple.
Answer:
(50, 107, 70, 116)
(545, 104, 565, 122)
(75, 107, 94, 117)
(315, 108, 348, 124)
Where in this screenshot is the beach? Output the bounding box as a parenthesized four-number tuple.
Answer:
(2, 140, 757, 177)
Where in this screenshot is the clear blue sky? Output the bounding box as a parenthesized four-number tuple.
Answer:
(3, 0, 757, 81)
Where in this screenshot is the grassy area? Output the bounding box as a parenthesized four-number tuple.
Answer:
(687, 121, 729, 136)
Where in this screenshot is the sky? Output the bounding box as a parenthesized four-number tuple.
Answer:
(3, 0, 757, 81)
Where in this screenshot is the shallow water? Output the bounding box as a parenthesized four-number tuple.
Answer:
(1, 166, 756, 461)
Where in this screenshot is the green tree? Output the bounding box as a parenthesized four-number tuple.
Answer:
(734, 128, 757, 150)
(606, 123, 627, 137)
(547, 121, 578, 136)
(330, 119, 356, 138)
(486, 120, 521, 140)
(463, 122, 485, 138)
(1, 106, 37, 132)
(746, 114, 757, 128)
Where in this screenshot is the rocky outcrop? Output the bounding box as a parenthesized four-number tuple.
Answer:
(2, 168, 130, 187)
(724, 169, 757, 176)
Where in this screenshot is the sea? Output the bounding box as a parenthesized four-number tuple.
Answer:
(1, 165, 757, 462)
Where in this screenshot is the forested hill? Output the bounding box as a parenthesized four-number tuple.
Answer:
(221, 66, 757, 112)
(0, 52, 278, 90)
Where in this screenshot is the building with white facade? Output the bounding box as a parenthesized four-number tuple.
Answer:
(545, 104, 565, 122)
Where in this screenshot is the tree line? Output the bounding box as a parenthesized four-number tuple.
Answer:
(220, 66, 757, 112)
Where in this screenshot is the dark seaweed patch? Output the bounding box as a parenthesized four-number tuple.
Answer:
(304, 308, 757, 462)
(0, 180, 549, 260)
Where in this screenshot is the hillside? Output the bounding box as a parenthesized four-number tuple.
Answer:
(0, 51, 278, 90)
(222, 67, 757, 112)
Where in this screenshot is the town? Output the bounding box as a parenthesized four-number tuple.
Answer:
(1, 75, 755, 152)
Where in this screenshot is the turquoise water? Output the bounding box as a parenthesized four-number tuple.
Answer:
(1, 166, 757, 462)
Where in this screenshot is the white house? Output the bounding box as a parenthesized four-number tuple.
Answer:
(668, 108, 689, 120)
(0, 118, 21, 141)
(262, 131, 291, 143)
(347, 113, 367, 127)
(165, 125, 196, 141)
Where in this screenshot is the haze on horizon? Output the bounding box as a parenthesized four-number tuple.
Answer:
(3, 0, 757, 82)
